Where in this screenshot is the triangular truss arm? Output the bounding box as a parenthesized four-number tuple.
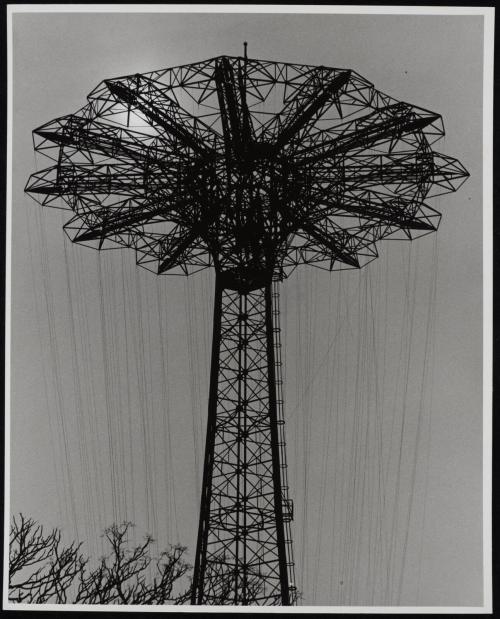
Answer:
(272, 69, 351, 150)
(293, 103, 442, 165)
(214, 57, 255, 159)
(105, 75, 219, 157)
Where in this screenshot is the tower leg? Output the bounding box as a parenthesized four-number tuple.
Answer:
(191, 275, 291, 605)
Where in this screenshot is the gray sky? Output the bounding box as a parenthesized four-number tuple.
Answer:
(9, 10, 484, 607)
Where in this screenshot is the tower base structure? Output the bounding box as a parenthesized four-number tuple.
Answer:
(191, 274, 295, 605)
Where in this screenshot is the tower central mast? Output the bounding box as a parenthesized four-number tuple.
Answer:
(191, 276, 293, 605)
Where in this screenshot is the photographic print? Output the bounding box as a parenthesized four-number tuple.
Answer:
(4, 4, 493, 612)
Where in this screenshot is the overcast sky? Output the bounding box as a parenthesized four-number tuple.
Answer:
(9, 9, 485, 608)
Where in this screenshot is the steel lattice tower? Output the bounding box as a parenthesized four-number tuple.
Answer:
(26, 48, 468, 606)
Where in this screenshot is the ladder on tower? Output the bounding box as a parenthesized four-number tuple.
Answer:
(271, 277, 297, 604)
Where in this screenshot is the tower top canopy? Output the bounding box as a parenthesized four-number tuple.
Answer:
(26, 54, 468, 287)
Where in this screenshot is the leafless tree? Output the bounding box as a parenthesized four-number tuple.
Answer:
(9, 516, 190, 605)
(9, 513, 86, 603)
(75, 522, 191, 604)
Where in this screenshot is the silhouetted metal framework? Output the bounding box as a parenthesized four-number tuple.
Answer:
(26, 51, 468, 606)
